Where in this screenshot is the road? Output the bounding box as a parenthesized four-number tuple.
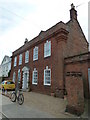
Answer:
(0, 90, 89, 119)
(0, 91, 55, 119)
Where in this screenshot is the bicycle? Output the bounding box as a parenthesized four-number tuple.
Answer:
(11, 89, 24, 105)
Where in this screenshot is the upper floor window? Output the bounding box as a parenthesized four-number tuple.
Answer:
(14, 57, 17, 67)
(19, 54, 22, 65)
(33, 46, 38, 61)
(44, 40, 51, 58)
(32, 68, 38, 85)
(25, 51, 29, 63)
(44, 66, 51, 86)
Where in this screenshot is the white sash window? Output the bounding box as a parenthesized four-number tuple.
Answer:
(44, 66, 51, 86)
(25, 51, 29, 63)
(32, 68, 38, 85)
(44, 41, 51, 58)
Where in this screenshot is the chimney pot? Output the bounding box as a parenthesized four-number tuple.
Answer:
(71, 3, 75, 9)
(24, 38, 28, 44)
(70, 3, 77, 21)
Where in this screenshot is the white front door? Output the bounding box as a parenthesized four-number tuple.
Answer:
(24, 73, 27, 89)
(22, 71, 29, 90)
(22, 66, 29, 91)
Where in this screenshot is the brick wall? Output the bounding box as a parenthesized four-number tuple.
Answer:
(64, 20, 88, 58)
(65, 52, 90, 98)
(65, 72, 84, 116)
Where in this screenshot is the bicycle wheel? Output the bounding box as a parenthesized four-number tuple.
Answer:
(18, 93, 24, 105)
(11, 92, 16, 102)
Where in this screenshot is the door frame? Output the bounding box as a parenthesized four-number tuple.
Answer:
(22, 66, 29, 91)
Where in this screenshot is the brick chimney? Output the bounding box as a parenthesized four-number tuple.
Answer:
(24, 38, 28, 44)
(70, 3, 77, 21)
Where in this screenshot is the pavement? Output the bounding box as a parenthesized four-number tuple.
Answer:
(1, 95, 54, 118)
(0, 90, 89, 119)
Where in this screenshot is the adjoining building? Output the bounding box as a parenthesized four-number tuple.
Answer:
(0, 55, 11, 82)
(10, 4, 89, 98)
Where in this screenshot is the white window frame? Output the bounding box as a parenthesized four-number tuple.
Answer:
(32, 68, 38, 85)
(44, 40, 51, 58)
(13, 72, 16, 83)
(14, 57, 17, 67)
(18, 69, 21, 83)
(44, 66, 51, 86)
(25, 51, 29, 63)
(33, 46, 38, 61)
(19, 54, 22, 65)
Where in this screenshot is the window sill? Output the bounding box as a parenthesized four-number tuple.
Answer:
(32, 83, 37, 85)
(44, 84, 51, 86)
(14, 66, 16, 67)
(44, 55, 51, 59)
(33, 59, 38, 62)
(25, 62, 29, 64)
(19, 64, 22, 66)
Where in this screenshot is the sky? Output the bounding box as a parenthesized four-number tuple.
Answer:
(0, 0, 89, 64)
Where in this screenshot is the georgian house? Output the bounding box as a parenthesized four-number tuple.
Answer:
(10, 4, 89, 98)
(0, 55, 11, 77)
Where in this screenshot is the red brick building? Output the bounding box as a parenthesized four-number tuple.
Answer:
(10, 4, 89, 98)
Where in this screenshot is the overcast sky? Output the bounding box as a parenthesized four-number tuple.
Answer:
(0, 0, 89, 64)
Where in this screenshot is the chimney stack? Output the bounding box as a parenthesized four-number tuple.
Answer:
(24, 38, 28, 44)
(70, 3, 77, 21)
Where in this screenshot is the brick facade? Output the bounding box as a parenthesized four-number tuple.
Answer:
(10, 4, 89, 98)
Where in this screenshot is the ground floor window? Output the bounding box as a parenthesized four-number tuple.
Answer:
(32, 68, 38, 85)
(13, 72, 16, 83)
(44, 66, 51, 86)
(18, 69, 21, 83)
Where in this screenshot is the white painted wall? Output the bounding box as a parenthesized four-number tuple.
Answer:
(0, 56, 11, 77)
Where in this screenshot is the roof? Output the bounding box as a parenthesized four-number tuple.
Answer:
(13, 21, 68, 56)
(12, 7, 89, 56)
(66, 20, 89, 45)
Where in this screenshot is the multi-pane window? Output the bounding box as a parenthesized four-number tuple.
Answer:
(14, 57, 17, 67)
(25, 51, 29, 63)
(19, 54, 22, 65)
(44, 66, 51, 86)
(13, 72, 16, 83)
(33, 46, 38, 61)
(18, 69, 21, 83)
(44, 40, 51, 58)
(32, 68, 38, 85)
